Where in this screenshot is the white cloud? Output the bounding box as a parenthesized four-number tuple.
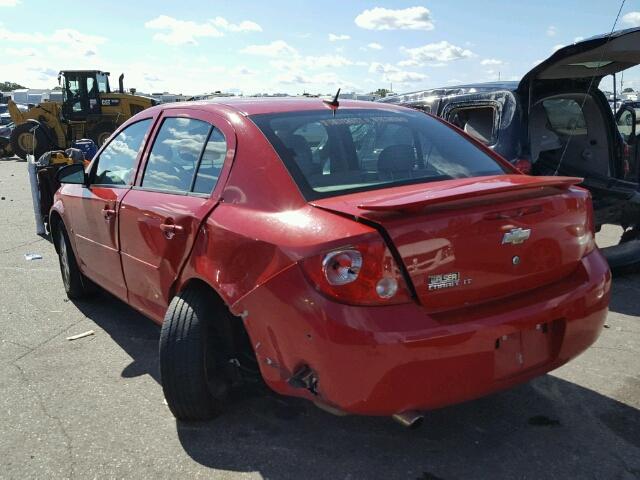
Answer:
(231, 66, 257, 76)
(552, 44, 565, 52)
(276, 71, 357, 90)
(5, 47, 36, 56)
(241, 40, 297, 57)
(481, 58, 503, 66)
(328, 33, 350, 41)
(277, 73, 311, 84)
(355, 6, 434, 31)
(402, 41, 474, 65)
(0, 26, 105, 57)
(546, 25, 557, 37)
(367, 42, 383, 50)
(397, 59, 419, 67)
(622, 12, 640, 27)
(574, 36, 584, 43)
(0, 0, 20, 6)
(212, 17, 262, 32)
(272, 54, 355, 70)
(145, 15, 261, 46)
(369, 62, 427, 84)
(145, 15, 222, 46)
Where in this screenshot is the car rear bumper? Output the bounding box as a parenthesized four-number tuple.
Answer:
(236, 249, 611, 416)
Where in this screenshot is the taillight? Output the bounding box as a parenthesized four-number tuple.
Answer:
(584, 194, 596, 255)
(301, 235, 412, 305)
(513, 158, 532, 175)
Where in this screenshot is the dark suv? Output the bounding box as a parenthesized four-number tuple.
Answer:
(381, 27, 640, 270)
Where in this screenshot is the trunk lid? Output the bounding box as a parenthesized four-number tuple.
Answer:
(312, 175, 592, 312)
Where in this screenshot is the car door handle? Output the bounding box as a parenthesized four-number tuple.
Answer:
(159, 222, 184, 239)
(102, 207, 116, 221)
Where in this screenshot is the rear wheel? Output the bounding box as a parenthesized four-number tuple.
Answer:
(159, 287, 234, 420)
(90, 123, 115, 147)
(10, 122, 54, 160)
(55, 224, 95, 299)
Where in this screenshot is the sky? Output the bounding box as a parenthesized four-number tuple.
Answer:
(1, 0, 640, 96)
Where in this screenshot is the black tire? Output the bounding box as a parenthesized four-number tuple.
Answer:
(159, 287, 232, 421)
(0, 137, 11, 158)
(10, 121, 54, 160)
(89, 123, 115, 146)
(55, 223, 95, 299)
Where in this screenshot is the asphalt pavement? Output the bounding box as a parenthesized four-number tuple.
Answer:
(0, 157, 638, 479)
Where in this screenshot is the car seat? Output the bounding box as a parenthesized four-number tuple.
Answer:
(377, 144, 416, 180)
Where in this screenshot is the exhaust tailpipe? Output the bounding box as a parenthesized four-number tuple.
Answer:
(392, 411, 424, 429)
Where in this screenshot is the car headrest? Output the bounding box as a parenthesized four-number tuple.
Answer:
(282, 134, 320, 175)
(378, 144, 416, 172)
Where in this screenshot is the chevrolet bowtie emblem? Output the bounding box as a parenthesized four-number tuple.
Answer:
(502, 227, 531, 245)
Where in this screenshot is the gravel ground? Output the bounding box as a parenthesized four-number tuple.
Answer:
(0, 157, 638, 480)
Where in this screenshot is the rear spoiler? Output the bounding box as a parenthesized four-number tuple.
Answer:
(357, 176, 583, 212)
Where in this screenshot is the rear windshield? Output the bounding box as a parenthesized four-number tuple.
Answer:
(251, 108, 506, 200)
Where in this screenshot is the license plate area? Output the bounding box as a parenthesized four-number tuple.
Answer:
(494, 320, 562, 379)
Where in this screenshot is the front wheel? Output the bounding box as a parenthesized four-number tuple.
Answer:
(55, 224, 95, 299)
(10, 122, 54, 160)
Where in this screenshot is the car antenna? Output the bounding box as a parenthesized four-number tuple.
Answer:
(323, 88, 341, 116)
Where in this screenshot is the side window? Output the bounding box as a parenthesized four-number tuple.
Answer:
(142, 117, 210, 192)
(192, 128, 227, 194)
(542, 99, 588, 136)
(448, 106, 497, 145)
(142, 117, 226, 195)
(617, 109, 633, 141)
(93, 119, 151, 186)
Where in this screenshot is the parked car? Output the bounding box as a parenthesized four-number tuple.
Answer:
(51, 98, 611, 424)
(381, 27, 640, 271)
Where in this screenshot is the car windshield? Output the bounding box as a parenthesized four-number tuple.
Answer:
(251, 108, 506, 200)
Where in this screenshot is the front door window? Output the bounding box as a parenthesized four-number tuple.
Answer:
(92, 119, 152, 186)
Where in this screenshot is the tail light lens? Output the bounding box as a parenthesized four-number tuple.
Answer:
(513, 158, 532, 175)
(584, 194, 596, 255)
(301, 235, 412, 306)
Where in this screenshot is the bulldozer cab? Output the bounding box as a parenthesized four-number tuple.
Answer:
(60, 70, 111, 121)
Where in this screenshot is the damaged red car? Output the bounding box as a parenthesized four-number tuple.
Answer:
(50, 98, 611, 425)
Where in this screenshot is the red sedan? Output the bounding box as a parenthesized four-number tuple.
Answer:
(51, 98, 611, 426)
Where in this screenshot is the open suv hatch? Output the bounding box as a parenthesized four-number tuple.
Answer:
(380, 27, 640, 272)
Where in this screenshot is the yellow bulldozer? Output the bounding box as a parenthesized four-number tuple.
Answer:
(8, 70, 156, 159)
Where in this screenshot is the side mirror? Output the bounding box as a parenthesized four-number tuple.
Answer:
(56, 163, 87, 185)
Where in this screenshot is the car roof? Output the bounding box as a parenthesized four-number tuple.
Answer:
(156, 97, 407, 116)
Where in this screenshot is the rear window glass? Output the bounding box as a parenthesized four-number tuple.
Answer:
(251, 109, 506, 200)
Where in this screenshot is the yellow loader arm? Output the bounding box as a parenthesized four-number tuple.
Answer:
(8, 100, 25, 124)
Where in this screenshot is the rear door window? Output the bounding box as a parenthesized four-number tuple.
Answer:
(141, 117, 227, 195)
(93, 119, 152, 186)
(193, 128, 227, 194)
